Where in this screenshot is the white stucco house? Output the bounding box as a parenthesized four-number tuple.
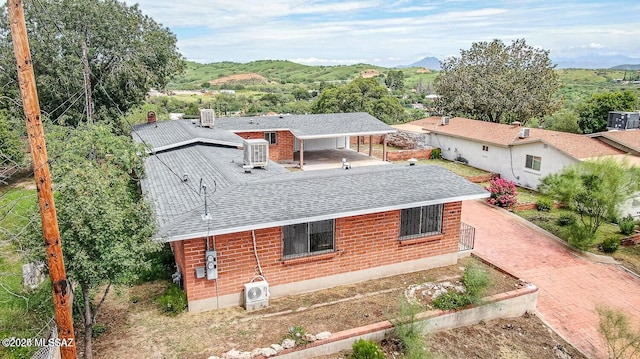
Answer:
(399, 116, 640, 218)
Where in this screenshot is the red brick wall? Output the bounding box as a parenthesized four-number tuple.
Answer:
(349, 135, 385, 145)
(170, 241, 186, 281)
(235, 130, 295, 161)
(178, 202, 462, 303)
(386, 149, 433, 161)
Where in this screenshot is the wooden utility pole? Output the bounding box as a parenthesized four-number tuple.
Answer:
(7, 1, 77, 358)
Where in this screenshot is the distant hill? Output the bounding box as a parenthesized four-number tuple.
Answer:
(167, 60, 389, 90)
(552, 54, 640, 69)
(400, 57, 441, 70)
(610, 64, 640, 70)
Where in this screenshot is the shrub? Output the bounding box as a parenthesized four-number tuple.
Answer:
(599, 237, 621, 253)
(536, 198, 553, 212)
(157, 284, 187, 316)
(429, 148, 441, 159)
(597, 305, 640, 359)
(556, 214, 577, 226)
(567, 224, 597, 250)
(486, 178, 518, 209)
(433, 265, 490, 311)
(284, 325, 311, 346)
(619, 215, 637, 236)
(391, 298, 432, 359)
(351, 339, 385, 359)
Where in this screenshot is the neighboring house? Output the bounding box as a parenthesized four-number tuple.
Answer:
(590, 123, 640, 218)
(133, 114, 489, 312)
(589, 130, 640, 157)
(405, 117, 626, 190)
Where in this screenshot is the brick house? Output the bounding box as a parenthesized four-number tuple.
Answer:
(133, 114, 488, 312)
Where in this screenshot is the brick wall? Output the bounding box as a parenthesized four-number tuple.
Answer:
(349, 135, 385, 145)
(178, 202, 462, 304)
(386, 149, 433, 161)
(235, 130, 295, 161)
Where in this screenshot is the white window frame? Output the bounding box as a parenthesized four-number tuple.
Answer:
(525, 155, 541, 171)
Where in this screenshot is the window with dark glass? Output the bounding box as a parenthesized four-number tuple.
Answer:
(400, 204, 443, 238)
(264, 132, 277, 144)
(283, 219, 334, 258)
(525, 155, 541, 171)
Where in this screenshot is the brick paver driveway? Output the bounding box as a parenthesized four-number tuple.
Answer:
(463, 199, 640, 359)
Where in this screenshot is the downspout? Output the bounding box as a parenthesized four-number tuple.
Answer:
(509, 145, 520, 181)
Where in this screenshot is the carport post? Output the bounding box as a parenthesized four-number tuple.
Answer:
(382, 134, 388, 161)
(356, 136, 360, 152)
(299, 139, 304, 170)
(368, 135, 373, 156)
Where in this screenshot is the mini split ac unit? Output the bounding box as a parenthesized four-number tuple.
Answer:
(518, 127, 531, 138)
(199, 109, 215, 128)
(243, 139, 269, 168)
(244, 280, 269, 311)
(441, 116, 450, 125)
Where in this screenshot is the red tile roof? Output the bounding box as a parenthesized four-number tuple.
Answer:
(408, 117, 624, 159)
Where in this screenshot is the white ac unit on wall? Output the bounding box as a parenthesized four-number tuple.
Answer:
(441, 116, 450, 125)
(244, 280, 269, 311)
(518, 128, 531, 138)
(243, 139, 269, 168)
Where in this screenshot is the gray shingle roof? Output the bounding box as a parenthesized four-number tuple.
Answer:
(153, 164, 488, 241)
(214, 112, 396, 139)
(132, 120, 244, 152)
(134, 113, 487, 242)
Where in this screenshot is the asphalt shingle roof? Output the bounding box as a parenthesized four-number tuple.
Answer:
(214, 112, 396, 138)
(156, 164, 489, 241)
(590, 130, 640, 153)
(409, 117, 624, 160)
(134, 113, 487, 241)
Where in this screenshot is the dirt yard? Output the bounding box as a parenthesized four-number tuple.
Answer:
(92, 257, 586, 359)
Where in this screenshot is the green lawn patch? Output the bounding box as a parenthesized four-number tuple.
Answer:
(407, 159, 489, 178)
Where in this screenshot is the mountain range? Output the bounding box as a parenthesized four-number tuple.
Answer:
(401, 55, 640, 70)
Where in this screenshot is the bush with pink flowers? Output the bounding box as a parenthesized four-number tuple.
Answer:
(486, 178, 518, 209)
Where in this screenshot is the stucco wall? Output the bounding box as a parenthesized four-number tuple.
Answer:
(177, 202, 462, 311)
(428, 133, 577, 189)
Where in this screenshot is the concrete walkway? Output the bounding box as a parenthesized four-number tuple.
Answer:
(463, 199, 640, 359)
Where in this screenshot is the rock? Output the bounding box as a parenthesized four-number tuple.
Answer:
(316, 331, 331, 341)
(554, 344, 572, 359)
(303, 333, 317, 342)
(250, 348, 263, 358)
(260, 347, 277, 357)
(224, 349, 241, 359)
(238, 352, 251, 359)
(270, 344, 284, 353)
(281, 338, 296, 349)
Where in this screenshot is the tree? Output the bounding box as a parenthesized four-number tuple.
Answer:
(0, 0, 184, 125)
(435, 39, 561, 124)
(543, 109, 582, 133)
(385, 70, 405, 91)
(576, 90, 638, 134)
(539, 158, 640, 242)
(311, 77, 407, 124)
(24, 123, 158, 359)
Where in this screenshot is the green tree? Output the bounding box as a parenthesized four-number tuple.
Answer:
(0, 112, 23, 165)
(24, 123, 158, 359)
(539, 158, 640, 239)
(543, 109, 582, 133)
(576, 90, 638, 134)
(385, 70, 405, 91)
(311, 77, 407, 124)
(435, 39, 561, 124)
(0, 0, 184, 125)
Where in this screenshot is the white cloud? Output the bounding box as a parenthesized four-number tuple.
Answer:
(134, 0, 640, 66)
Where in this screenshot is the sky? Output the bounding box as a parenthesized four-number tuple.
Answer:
(133, 0, 640, 67)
